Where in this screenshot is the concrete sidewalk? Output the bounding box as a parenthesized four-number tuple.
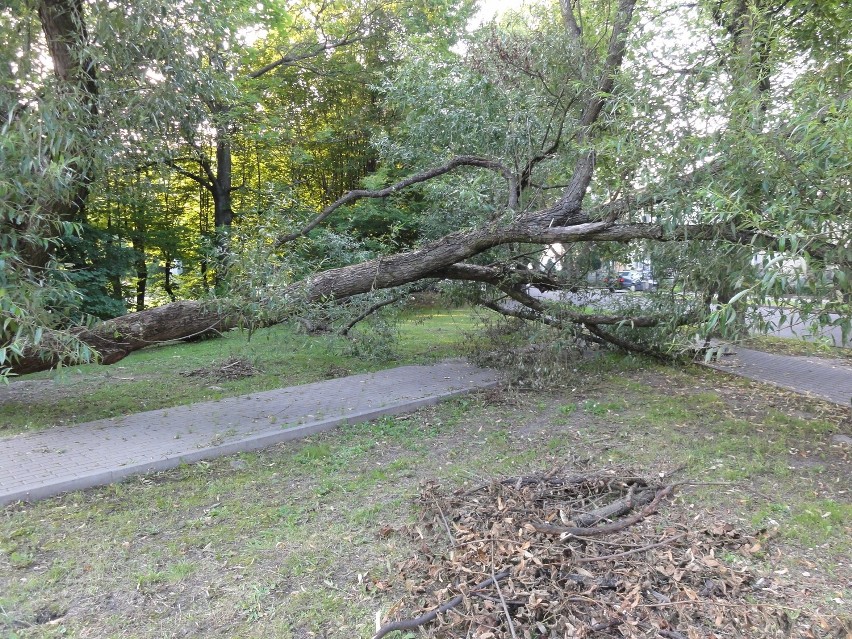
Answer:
(3, 348, 849, 508)
(702, 347, 852, 406)
(0, 360, 499, 506)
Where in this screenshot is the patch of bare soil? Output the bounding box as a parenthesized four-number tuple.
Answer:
(378, 470, 846, 639)
(0, 371, 145, 406)
(179, 356, 258, 381)
(0, 379, 58, 405)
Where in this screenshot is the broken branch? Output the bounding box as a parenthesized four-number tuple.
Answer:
(532, 484, 675, 537)
(372, 569, 512, 639)
(576, 532, 688, 563)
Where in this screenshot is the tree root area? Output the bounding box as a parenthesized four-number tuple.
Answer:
(375, 469, 844, 639)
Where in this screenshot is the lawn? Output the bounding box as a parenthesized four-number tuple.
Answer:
(1, 312, 850, 638)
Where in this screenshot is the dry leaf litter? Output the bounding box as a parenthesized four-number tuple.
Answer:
(374, 469, 848, 639)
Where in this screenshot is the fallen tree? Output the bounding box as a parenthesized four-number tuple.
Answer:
(6, 0, 850, 376)
(12, 195, 844, 375)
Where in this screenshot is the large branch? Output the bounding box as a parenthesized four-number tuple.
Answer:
(543, 0, 637, 225)
(481, 299, 566, 330)
(248, 35, 364, 79)
(584, 323, 671, 361)
(434, 263, 565, 290)
(274, 156, 514, 246)
(560, 0, 583, 42)
(163, 158, 213, 189)
(435, 264, 666, 327)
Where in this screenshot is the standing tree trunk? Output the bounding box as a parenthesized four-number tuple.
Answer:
(131, 233, 147, 312)
(213, 123, 234, 230)
(27, 0, 99, 268)
(163, 257, 177, 302)
(211, 120, 234, 291)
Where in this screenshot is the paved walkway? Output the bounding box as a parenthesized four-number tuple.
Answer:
(0, 361, 499, 506)
(702, 347, 852, 406)
(3, 348, 849, 507)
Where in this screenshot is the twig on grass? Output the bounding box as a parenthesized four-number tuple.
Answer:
(492, 542, 517, 639)
(474, 593, 526, 606)
(434, 497, 456, 545)
(576, 532, 687, 563)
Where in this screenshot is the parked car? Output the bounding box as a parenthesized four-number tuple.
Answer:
(604, 271, 645, 291)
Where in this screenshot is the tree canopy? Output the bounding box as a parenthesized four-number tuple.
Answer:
(2, 0, 850, 376)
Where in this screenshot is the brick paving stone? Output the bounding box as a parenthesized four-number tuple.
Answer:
(0, 360, 498, 506)
(702, 347, 852, 406)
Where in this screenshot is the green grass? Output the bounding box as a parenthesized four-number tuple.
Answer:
(0, 307, 482, 434)
(558, 403, 577, 415)
(787, 500, 852, 546)
(0, 359, 848, 637)
(750, 499, 852, 549)
(1, 312, 849, 637)
(581, 399, 625, 416)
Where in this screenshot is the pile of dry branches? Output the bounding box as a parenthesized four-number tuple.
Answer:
(179, 356, 258, 381)
(375, 469, 842, 639)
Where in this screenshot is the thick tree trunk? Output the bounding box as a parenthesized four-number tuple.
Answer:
(134, 256, 148, 312)
(13, 301, 236, 375)
(132, 220, 147, 312)
(22, 0, 99, 269)
(213, 127, 234, 229)
(208, 121, 234, 290)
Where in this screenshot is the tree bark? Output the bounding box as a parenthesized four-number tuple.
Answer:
(213, 125, 234, 229)
(13, 301, 236, 375)
(22, 0, 99, 269)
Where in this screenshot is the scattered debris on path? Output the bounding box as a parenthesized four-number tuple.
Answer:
(376, 469, 844, 639)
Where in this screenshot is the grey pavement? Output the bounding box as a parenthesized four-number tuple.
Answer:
(0, 360, 499, 506)
(702, 347, 852, 406)
(3, 347, 849, 509)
